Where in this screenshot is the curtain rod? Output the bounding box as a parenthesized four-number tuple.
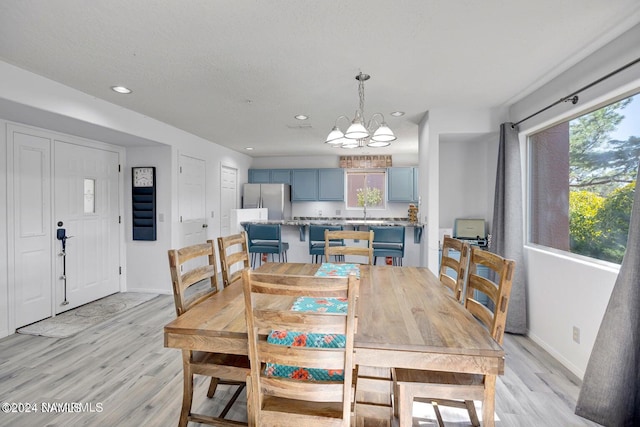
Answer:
(512, 56, 640, 128)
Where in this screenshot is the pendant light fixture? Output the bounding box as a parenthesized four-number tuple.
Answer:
(325, 72, 396, 148)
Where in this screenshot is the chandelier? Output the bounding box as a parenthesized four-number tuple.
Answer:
(325, 72, 396, 148)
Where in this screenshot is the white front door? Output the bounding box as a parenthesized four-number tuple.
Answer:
(179, 154, 207, 248)
(10, 129, 53, 327)
(220, 165, 238, 237)
(54, 141, 120, 312)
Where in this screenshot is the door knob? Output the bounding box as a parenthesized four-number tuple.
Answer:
(202, 224, 208, 228)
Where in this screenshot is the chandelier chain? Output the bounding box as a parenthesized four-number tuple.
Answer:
(358, 77, 366, 117)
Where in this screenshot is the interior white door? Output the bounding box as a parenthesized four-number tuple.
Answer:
(11, 130, 53, 328)
(179, 154, 207, 248)
(220, 165, 238, 237)
(54, 141, 120, 312)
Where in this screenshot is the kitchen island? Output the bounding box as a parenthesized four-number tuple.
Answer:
(240, 217, 425, 266)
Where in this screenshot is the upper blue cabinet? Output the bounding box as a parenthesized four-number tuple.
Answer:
(251, 168, 345, 201)
(248, 169, 271, 183)
(248, 169, 292, 184)
(270, 169, 292, 184)
(387, 167, 419, 203)
(318, 169, 344, 201)
(292, 169, 318, 201)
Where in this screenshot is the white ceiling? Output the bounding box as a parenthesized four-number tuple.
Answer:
(1, 1, 639, 157)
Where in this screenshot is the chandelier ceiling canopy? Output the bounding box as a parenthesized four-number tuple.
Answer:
(325, 72, 396, 149)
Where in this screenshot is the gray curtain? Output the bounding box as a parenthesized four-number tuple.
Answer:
(491, 123, 527, 334)
(575, 165, 640, 426)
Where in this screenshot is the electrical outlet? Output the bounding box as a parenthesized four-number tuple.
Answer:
(573, 326, 580, 344)
(336, 210, 341, 216)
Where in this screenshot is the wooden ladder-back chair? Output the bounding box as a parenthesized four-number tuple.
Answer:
(393, 246, 515, 427)
(324, 229, 374, 265)
(439, 236, 470, 301)
(217, 231, 250, 288)
(242, 269, 359, 427)
(168, 240, 250, 427)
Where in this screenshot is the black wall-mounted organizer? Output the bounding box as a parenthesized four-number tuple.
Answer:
(132, 167, 157, 241)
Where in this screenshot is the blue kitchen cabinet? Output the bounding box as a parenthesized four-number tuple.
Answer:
(249, 169, 292, 184)
(248, 169, 271, 183)
(270, 169, 292, 184)
(387, 167, 418, 202)
(292, 169, 318, 201)
(413, 167, 419, 203)
(318, 168, 344, 201)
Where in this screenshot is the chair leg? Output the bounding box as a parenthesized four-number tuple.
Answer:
(396, 383, 414, 427)
(246, 375, 256, 427)
(179, 351, 194, 427)
(466, 400, 481, 427)
(206, 377, 219, 398)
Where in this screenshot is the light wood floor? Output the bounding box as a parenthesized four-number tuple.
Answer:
(0, 294, 602, 427)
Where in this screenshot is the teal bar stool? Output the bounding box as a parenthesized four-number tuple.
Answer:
(371, 226, 405, 266)
(247, 223, 289, 268)
(308, 224, 344, 263)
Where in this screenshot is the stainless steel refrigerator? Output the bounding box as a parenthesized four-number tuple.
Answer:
(242, 183, 292, 220)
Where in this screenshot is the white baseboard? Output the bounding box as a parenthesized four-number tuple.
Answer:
(527, 331, 585, 380)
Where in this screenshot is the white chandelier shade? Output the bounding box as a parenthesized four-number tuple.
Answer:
(325, 72, 396, 149)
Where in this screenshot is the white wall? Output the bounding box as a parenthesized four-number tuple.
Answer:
(509, 23, 640, 378)
(439, 134, 499, 233)
(125, 145, 172, 294)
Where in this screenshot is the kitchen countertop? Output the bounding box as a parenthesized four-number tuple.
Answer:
(240, 217, 424, 227)
(240, 217, 425, 242)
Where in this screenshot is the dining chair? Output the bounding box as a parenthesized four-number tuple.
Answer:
(246, 223, 290, 268)
(309, 224, 344, 263)
(242, 269, 359, 427)
(439, 236, 470, 301)
(324, 229, 374, 265)
(370, 226, 405, 266)
(217, 231, 250, 288)
(167, 240, 250, 427)
(392, 246, 515, 427)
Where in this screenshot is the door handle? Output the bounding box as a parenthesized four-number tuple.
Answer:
(202, 224, 208, 228)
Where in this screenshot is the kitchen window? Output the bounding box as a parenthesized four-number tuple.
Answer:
(528, 91, 639, 264)
(346, 170, 386, 210)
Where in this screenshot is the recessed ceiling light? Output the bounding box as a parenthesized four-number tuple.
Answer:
(245, 147, 254, 151)
(294, 114, 309, 120)
(390, 111, 405, 117)
(111, 85, 132, 94)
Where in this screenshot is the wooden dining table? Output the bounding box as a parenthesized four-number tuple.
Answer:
(164, 263, 505, 426)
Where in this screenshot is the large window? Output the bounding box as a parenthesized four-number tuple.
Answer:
(346, 170, 386, 210)
(529, 92, 639, 264)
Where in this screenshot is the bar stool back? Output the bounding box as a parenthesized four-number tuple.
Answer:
(309, 224, 344, 263)
(371, 226, 406, 266)
(247, 223, 289, 267)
